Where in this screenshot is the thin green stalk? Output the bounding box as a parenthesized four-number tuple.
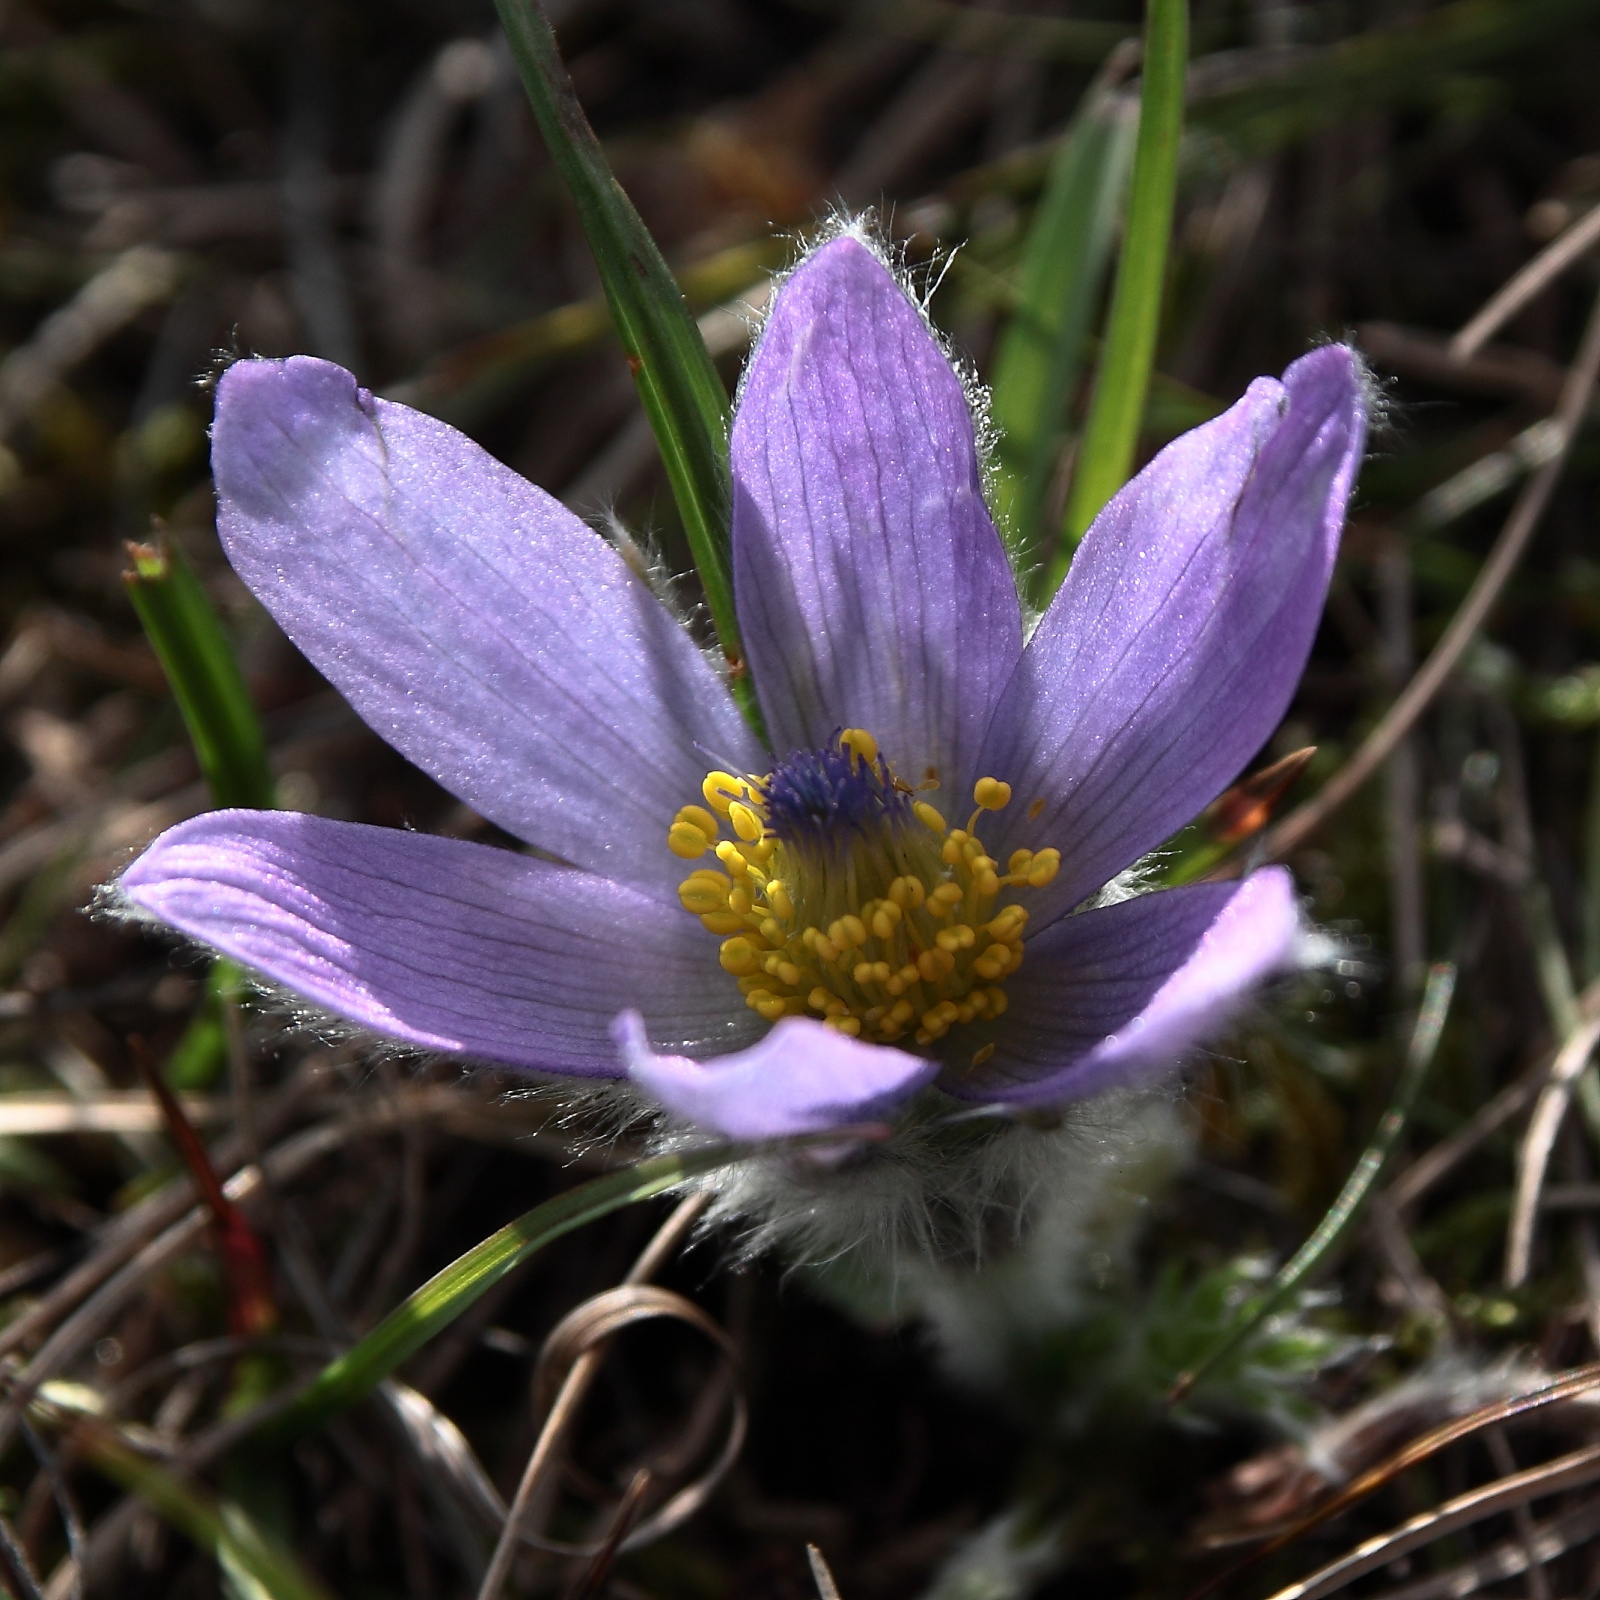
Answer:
(1584, 729, 1600, 983)
(989, 60, 1137, 580)
(1169, 962, 1457, 1403)
(124, 537, 274, 812)
(125, 535, 270, 1089)
(491, 0, 763, 734)
(1051, 0, 1188, 584)
(262, 1133, 872, 1442)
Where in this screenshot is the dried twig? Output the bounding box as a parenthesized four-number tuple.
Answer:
(1452, 201, 1600, 360)
(1261, 1442, 1600, 1600)
(474, 1192, 717, 1600)
(1506, 1014, 1600, 1286)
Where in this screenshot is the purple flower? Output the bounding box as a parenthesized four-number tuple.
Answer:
(119, 235, 1365, 1141)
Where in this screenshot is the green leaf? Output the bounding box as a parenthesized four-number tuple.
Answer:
(125, 537, 270, 1091)
(1052, 0, 1188, 586)
(124, 537, 275, 812)
(989, 64, 1138, 581)
(490, 0, 763, 732)
(163, 963, 231, 1091)
(265, 1143, 744, 1440)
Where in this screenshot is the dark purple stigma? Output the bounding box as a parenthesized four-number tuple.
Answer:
(761, 739, 911, 844)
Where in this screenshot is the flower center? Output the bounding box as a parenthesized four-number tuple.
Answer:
(667, 729, 1059, 1056)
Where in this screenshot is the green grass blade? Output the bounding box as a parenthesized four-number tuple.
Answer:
(62, 1414, 333, 1600)
(124, 537, 270, 1088)
(491, 0, 759, 729)
(124, 537, 275, 812)
(267, 1143, 744, 1440)
(1051, 0, 1188, 586)
(1170, 963, 1457, 1403)
(989, 68, 1137, 580)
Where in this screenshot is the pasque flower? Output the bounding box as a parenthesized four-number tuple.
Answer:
(119, 234, 1365, 1141)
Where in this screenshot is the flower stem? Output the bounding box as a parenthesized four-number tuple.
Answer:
(1051, 0, 1188, 586)
(492, 0, 766, 735)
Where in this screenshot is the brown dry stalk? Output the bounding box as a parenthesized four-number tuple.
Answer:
(1263, 1441, 1600, 1600)
(474, 1191, 720, 1600)
(1185, 1361, 1600, 1600)
(1506, 1013, 1600, 1286)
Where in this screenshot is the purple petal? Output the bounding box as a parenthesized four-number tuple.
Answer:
(950, 869, 1301, 1104)
(982, 346, 1365, 917)
(615, 1010, 936, 1138)
(731, 235, 1021, 790)
(212, 357, 764, 898)
(121, 811, 759, 1075)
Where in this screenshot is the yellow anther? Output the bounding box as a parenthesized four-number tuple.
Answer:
(675, 803, 720, 839)
(728, 801, 764, 842)
(972, 1042, 996, 1066)
(974, 945, 1011, 980)
(677, 874, 730, 914)
(668, 821, 710, 859)
(973, 777, 1012, 811)
(701, 772, 744, 818)
(676, 746, 1056, 1048)
(1027, 849, 1061, 887)
(719, 938, 763, 976)
(840, 728, 878, 766)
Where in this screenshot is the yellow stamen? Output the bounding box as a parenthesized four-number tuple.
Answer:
(668, 821, 710, 859)
(728, 801, 764, 842)
(675, 803, 720, 838)
(840, 728, 878, 766)
(973, 777, 1011, 811)
(667, 731, 1058, 1050)
(701, 772, 745, 817)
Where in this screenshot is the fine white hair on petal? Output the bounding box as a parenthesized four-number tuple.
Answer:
(633, 1081, 1194, 1295)
(735, 208, 1021, 584)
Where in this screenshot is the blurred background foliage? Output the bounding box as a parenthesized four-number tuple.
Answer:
(0, 0, 1599, 1598)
